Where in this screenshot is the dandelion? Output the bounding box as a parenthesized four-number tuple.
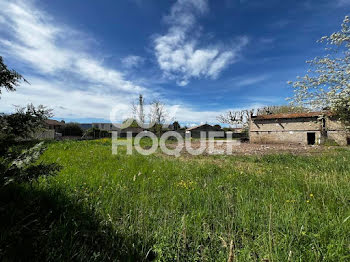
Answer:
(177, 180, 194, 189)
(306, 200, 310, 203)
(310, 193, 314, 198)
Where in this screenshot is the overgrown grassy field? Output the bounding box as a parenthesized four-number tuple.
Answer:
(1, 139, 350, 261)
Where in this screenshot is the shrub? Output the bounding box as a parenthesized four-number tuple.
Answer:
(60, 123, 83, 137)
(85, 128, 110, 138)
(0, 142, 61, 187)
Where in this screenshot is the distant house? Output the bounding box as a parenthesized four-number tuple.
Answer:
(92, 123, 121, 132)
(186, 124, 220, 138)
(249, 112, 349, 146)
(45, 119, 65, 132)
(32, 119, 64, 140)
(119, 127, 144, 137)
(90, 123, 145, 137)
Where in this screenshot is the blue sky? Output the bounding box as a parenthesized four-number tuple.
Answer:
(0, 0, 349, 125)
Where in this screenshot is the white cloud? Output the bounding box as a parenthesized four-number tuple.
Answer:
(337, 0, 350, 6)
(0, 0, 150, 121)
(234, 75, 270, 87)
(154, 0, 248, 86)
(0, 0, 144, 94)
(0, 78, 135, 120)
(0, 0, 257, 125)
(0, 77, 261, 125)
(169, 102, 267, 126)
(0, 76, 271, 125)
(121, 55, 145, 69)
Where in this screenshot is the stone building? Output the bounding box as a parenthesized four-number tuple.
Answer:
(249, 112, 349, 146)
(45, 119, 65, 132)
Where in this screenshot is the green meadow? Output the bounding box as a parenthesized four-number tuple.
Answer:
(1, 139, 350, 261)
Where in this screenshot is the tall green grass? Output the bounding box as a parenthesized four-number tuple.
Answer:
(3, 139, 350, 261)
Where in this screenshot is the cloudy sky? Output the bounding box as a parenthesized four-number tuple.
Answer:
(0, 0, 348, 125)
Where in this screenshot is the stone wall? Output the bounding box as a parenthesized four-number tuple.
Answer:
(327, 131, 348, 146)
(250, 117, 320, 132)
(249, 116, 348, 145)
(326, 117, 344, 130)
(250, 130, 321, 145)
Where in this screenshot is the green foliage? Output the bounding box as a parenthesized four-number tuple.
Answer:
(85, 127, 100, 137)
(4, 139, 346, 261)
(172, 121, 181, 130)
(0, 142, 60, 187)
(85, 127, 110, 138)
(0, 104, 52, 148)
(149, 123, 163, 137)
(0, 56, 27, 95)
(60, 123, 83, 136)
(0, 59, 51, 145)
(213, 124, 222, 130)
(123, 118, 140, 128)
(288, 16, 350, 122)
(0, 185, 141, 261)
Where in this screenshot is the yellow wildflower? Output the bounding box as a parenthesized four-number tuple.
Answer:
(177, 180, 194, 189)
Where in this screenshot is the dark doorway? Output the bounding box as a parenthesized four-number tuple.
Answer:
(307, 132, 316, 145)
(347, 137, 350, 146)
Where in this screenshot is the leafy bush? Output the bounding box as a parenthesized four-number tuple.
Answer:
(85, 127, 110, 138)
(0, 56, 27, 94)
(60, 123, 83, 136)
(0, 104, 52, 141)
(0, 142, 61, 187)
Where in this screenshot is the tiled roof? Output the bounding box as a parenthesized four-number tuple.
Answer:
(46, 119, 65, 125)
(186, 124, 211, 131)
(252, 111, 332, 120)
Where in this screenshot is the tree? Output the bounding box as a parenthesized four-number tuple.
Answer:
(0, 56, 27, 95)
(0, 104, 52, 142)
(0, 59, 59, 188)
(129, 95, 170, 133)
(123, 119, 140, 128)
(149, 100, 167, 125)
(0, 105, 56, 186)
(217, 109, 254, 128)
(172, 121, 181, 130)
(60, 123, 83, 137)
(213, 124, 222, 130)
(288, 16, 350, 126)
(217, 106, 306, 130)
(149, 100, 168, 137)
